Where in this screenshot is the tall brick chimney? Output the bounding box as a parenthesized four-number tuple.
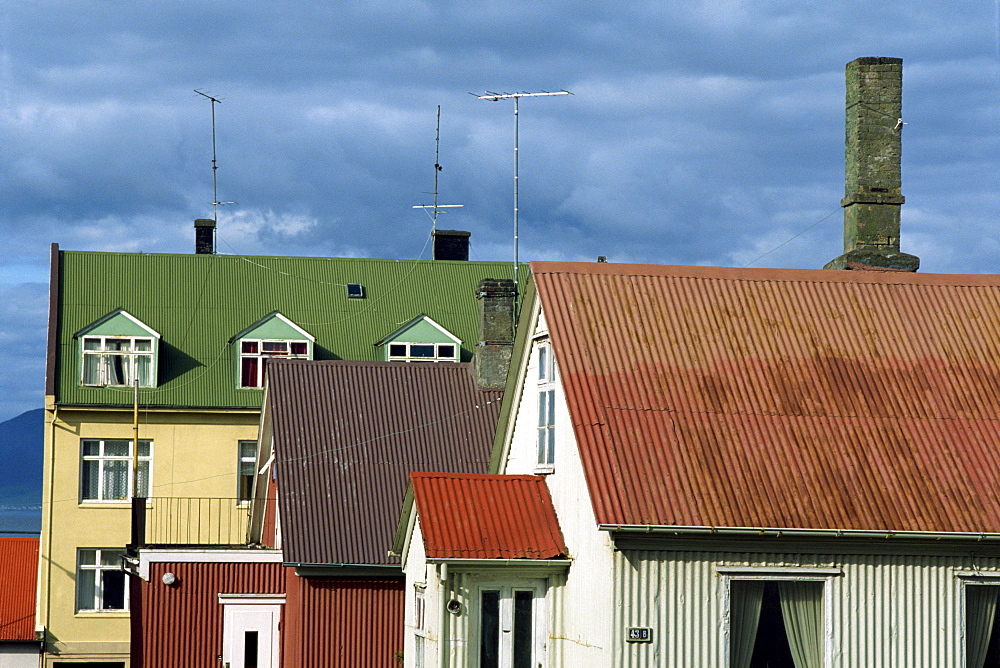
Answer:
(474, 278, 515, 389)
(194, 218, 216, 254)
(825, 57, 919, 272)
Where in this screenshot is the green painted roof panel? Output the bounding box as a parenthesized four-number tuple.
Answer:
(54, 250, 523, 409)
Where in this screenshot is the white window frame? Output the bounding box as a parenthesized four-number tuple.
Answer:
(81, 335, 156, 387)
(719, 567, 838, 668)
(238, 440, 257, 505)
(536, 340, 556, 472)
(472, 579, 547, 668)
(239, 338, 311, 388)
(76, 548, 128, 612)
(387, 342, 459, 363)
(80, 438, 152, 502)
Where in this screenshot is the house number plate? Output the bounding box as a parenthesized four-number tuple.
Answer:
(626, 627, 653, 643)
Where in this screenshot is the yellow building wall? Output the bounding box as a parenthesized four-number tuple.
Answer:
(38, 400, 261, 665)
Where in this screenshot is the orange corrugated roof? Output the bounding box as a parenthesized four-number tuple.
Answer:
(533, 261, 1000, 533)
(412, 473, 566, 559)
(0, 537, 38, 641)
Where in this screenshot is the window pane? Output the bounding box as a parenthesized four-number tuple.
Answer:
(389, 344, 407, 357)
(83, 338, 102, 351)
(108, 355, 127, 385)
(136, 355, 152, 386)
(76, 569, 96, 610)
(262, 341, 288, 354)
(240, 441, 257, 459)
(411, 344, 435, 357)
(83, 354, 101, 384)
(106, 338, 130, 351)
(513, 591, 534, 668)
(136, 461, 150, 497)
(101, 549, 123, 566)
(538, 345, 548, 381)
(245, 631, 259, 668)
(242, 340, 259, 354)
(134, 338, 152, 352)
(290, 341, 308, 355)
(137, 440, 151, 457)
(437, 344, 456, 359)
(82, 440, 100, 456)
(101, 569, 126, 610)
(547, 390, 555, 427)
(480, 590, 500, 668)
(103, 460, 128, 500)
(241, 358, 259, 387)
(81, 460, 100, 500)
(538, 392, 547, 428)
(79, 549, 98, 565)
(104, 440, 129, 456)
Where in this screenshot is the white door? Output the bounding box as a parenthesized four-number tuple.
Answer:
(475, 580, 546, 668)
(222, 604, 280, 668)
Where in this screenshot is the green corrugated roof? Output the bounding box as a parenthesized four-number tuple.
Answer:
(54, 250, 522, 409)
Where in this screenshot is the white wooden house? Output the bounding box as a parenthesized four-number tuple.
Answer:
(397, 260, 1000, 668)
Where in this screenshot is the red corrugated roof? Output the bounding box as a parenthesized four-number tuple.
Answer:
(532, 261, 1000, 533)
(412, 473, 566, 559)
(0, 537, 38, 641)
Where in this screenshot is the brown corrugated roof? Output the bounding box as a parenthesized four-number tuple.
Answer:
(411, 473, 566, 560)
(0, 537, 38, 641)
(533, 261, 1000, 533)
(269, 360, 502, 566)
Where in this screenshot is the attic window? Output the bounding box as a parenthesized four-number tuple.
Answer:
(387, 343, 457, 362)
(346, 283, 365, 299)
(240, 340, 310, 388)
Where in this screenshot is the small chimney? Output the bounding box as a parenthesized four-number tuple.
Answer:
(475, 278, 515, 389)
(194, 219, 216, 255)
(825, 57, 919, 272)
(432, 230, 470, 261)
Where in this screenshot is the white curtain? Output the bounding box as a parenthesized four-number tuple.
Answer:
(779, 581, 824, 668)
(967, 585, 998, 668)
(730, 580, 764, 668)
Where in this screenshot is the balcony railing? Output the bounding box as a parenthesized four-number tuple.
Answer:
(133, 497, 250, 546)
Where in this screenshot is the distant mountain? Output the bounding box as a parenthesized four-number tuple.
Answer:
(0, 408, 44, 507)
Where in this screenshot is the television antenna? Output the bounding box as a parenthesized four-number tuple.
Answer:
(476, 90, 571, 327)
(194, 90, 236, 223)
(412, 105, 463, 233)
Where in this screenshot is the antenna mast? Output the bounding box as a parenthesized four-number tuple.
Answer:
(413, 105, 463, 236)
(194, 90, 232, 223)
(476, 90, 571, 330)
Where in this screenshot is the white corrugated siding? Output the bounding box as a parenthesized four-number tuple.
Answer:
(612, 549, 998, 667)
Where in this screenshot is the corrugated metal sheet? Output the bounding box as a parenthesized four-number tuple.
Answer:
(283, 574, 404, 667)
(270, 360, 502, 566)
(610, 548, 989, 666)
(411, 472, 566, 559)
(54, 250, 522, 409)
(136, 560, 284, 668)
(532, 261, 1000, 532)
(0, 537, 38, 641)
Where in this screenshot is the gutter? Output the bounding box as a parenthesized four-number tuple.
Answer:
(599, 524, 1000, 542)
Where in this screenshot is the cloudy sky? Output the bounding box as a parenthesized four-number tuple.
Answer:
(1, 1, 998, 422)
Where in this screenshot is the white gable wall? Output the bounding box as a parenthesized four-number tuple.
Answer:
(498, 303, 615, 665)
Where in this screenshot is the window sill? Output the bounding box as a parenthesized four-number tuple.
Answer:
(75, 610, 130, 618)
(533, 465, 555, 476)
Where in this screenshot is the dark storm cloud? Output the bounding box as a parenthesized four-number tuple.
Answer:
(1, 0, 998, 420)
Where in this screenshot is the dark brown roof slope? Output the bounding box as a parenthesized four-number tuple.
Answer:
(533, 261, 1000, 534)
(270, 360, 502, 566)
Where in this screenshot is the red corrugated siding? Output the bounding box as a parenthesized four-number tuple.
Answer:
(283, 572, 404, 667)
(0, 537, 38, 641)
(533, 261, 1000, 532)
(138, 561, 284, 668)
(412, 473, 566, 559)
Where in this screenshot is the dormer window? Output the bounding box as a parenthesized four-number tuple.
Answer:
(240, 339, 310, 387)
(232, 312, 315, 388)
(76, 310, 160, 388)
(377, 314, 461, 364)
(82, 336, 155, 387)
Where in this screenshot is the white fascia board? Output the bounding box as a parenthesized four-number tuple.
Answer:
(74, 308, 161, 339)
(375, 314, 462, 346)
(425, 558, 571, 575)
(136, 548, 283, 581)
(230, 311, 316, 342)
